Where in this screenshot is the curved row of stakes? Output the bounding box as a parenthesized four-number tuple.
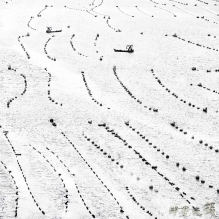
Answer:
(154, 5, 177, 17)
(44, 36, 56, 61)
(116, 6, 134, 17)
(135, 6, 154, 17)
(4, 132, 45, 215)
(60, 131, 130, 219)
(150, 69, 208, 113)
(172, 33, 219, 52)
(70, 34, 88, 57)
(30, 145, 69, 213)
(81, 71, 110, 109)
(172, 5, 196, 16)
(27, 17, 36, 31)
(90, 0, 104, 11)
(98, 123, 195, 204)
(45, 68, 62, 106)
(37, 5, 53, 17)
(45, 146, 96, 218)
(126, 187, 158, 219)
(7, 74, 27, 108)
(18, 34, 30, 59)
(86, 10, 97, 18)
(113, 66, 158, 112)
(106, 16, 121, 32)
(0, 160, 19, 217)
(126, 121, 219, 194)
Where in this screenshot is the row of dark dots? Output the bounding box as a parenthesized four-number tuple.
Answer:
(126, 121, 219, 194)
(94, 34, 99, 47)
(4, 133, 45, 215)
(154, 5, 177, 17)
(64, 5, 86, 12)
(190, 83, 219, 96)
(91, 29, 103, 60)
(44, 37, 56, 61)
(88, 121, 143, 181)
(172, 33, 219, 52)
(27, 17, 36, 31)
(113, 66, 158, 112)
(8, 65, 16, 72)
(49, 119, 57, 127)
(124, 121, 201, 187)
(20, 74, 27, 96)
(170, 121, 219, 153)
(170, 121, 219, 193)
(150, 0, 166, 5)
(99, 123, 194, 204)
(191, 67, 219, 72)
(45, 146, 74, 176)
(196, 0, 208, 5)
(0, 160, 19, 217)
(70, 34, 88, 57)
(7, 74, 27, 108)
(83, 134, 124, 169)
(45, 146, 95, 218)
(31, 145, 69, 212)
(18, 35, 30, 59)
(37, 5, 52, 17)
(126, 187, 158, 219)
(195, 176, 219, 193)
(94, 34, 103, 60)
(45, 69, 62, 106)
(81, 71, 109, 109)
(106, 16, 121, 32)
(195, 15, 218, 25)
(75, 183, 96, 218)
(207, 34, 217, 38)
(169, 0, 188, 6)
(61, 132, 129, 218)
(124, 121, 189, 173)
(150, 69, 207, 113)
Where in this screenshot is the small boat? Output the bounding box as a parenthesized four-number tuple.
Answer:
(46, 27, 62, 33)
(114, 45, 134, 53)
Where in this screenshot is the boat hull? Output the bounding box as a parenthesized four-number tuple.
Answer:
(114, 49, 134, 53)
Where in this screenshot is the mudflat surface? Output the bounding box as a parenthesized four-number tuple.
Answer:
(1, 0, 219, 218)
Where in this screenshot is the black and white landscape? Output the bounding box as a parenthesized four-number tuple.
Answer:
(1, 0, 219, 218)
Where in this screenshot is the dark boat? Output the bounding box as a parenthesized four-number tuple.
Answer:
(46, 27, 62, 33)
(114, 45, 134, 53)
